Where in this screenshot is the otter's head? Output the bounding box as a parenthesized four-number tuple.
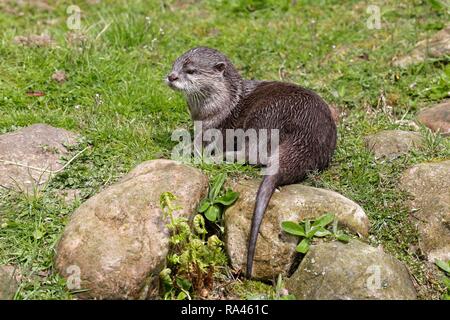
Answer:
(166, 47, 241, 96)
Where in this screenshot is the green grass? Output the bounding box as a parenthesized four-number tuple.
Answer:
(0, 0, 449, 299)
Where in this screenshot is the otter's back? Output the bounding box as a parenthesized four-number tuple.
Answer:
(239, 81, 335, 133)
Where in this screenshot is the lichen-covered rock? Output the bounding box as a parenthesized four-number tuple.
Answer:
(286, 240, 417, 300)
(0, 124, 79, 190)
(393, 25, 450, 67)
(55, 160, 208, 299)
(400, 160, 450, 262)
(224, 179, 369, 279)
(417, 101, 450, 136)
(0, 265, 18, 300)
(364, 130, 423, 160)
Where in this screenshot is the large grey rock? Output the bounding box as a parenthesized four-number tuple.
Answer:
(0, 124, 79, 190)
(55, 160, 208, 299)
(286, 240, 417, 300)
(417, 101, 450, 136)
(0, 265, 18, 300)
(224, 179, 369, 279)
(393, 25, 450, 67)
(364, 130, 423, 160)
(400, 160, 450, 262)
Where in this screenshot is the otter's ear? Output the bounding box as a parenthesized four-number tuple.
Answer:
(214, 62, 226, 73)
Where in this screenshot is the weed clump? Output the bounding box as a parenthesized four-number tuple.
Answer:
(159, 192, 228, 300)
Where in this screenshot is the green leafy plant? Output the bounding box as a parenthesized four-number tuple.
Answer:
(281, 213, 350, 254)
(197, 173, 239, 224)
(159, 192, 228, 300)
(435, 259, 450, 300)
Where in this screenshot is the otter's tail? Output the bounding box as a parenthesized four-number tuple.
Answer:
(246, 174, 279, 278)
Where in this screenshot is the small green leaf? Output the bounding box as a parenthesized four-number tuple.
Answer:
(205, 204, 221, 222)
(209, 173, 227, 200)
(429, 0, 445, 10)
(193, 214, 207, 235)
(435, 259, 450, 274)
(314, 228, 332, 237)
(33, 229, 44, 240)
(177, 291, 187, 300)
(207, 235, 223, 247)
(338, 84, 346, 98)
(304, 220, 311, 234)
(159, 268, 173, 292)
(306, 225, 321, 238)
(197, 199, 211, 213)
(336, 232, 350, 243)
(296, 239, 310, 254)
(215, 190, 239, 206)
(312, 213, 335, 228)
(176, 277, 192, 291)
(281, 221, 305, 236)
(443, 276, 450, 288)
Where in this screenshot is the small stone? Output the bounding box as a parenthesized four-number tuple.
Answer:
(286, 240, 417, 300)
(0, 124, 79, 191)
(400, 160, 450, 262)
(0, 265, 18, 300)
(52, 70, 67, 83)
(417, 100, 450, 136)
(393, 25, 450, 68)
(13, 34, 53, 47)
(364, 130, 423, 160)
(328, 104, 340, 124)
(200, 288, 209, 298)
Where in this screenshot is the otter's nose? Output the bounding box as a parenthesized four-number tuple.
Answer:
(167, 73, 179, 82)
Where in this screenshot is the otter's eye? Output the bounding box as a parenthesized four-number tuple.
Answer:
(185, 69, 196, 75)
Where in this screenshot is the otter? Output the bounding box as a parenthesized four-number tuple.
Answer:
(166, 47, 337, 278)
